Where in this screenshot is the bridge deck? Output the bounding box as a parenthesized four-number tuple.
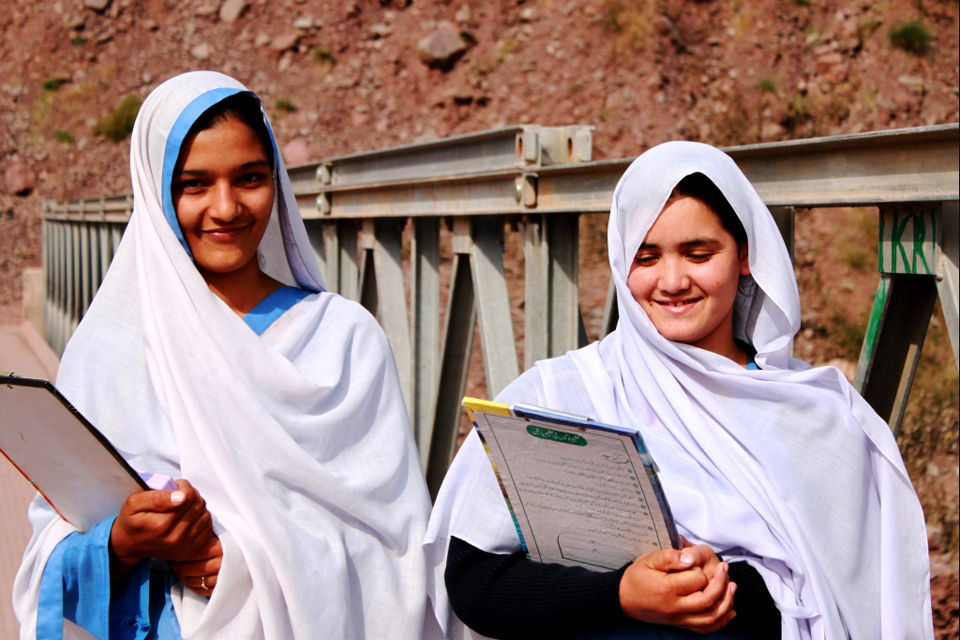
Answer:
(0, 319, 58, 639)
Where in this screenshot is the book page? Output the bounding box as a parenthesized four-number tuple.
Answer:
(474, 412, 676, 570)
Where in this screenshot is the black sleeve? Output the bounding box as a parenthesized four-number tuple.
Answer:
(445, 536, 630, 639)
(444, 537, 781, 640)
(724, 561, 781, 639)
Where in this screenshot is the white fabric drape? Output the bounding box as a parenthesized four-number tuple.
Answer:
(425, 141, 933, 640)
(15, 71, 431, 640)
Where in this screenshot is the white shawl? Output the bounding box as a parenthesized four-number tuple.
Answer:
(426, 141, 933, 640)
(15, 71, 431, 640)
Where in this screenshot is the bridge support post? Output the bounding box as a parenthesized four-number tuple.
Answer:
(412, 218, 441, 467)
(426, 216, 521, 497)
(523, 214, 582, 365)
(426, 221, 478, 498)
(854, 202, 954, 435)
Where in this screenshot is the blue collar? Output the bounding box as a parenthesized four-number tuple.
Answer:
(242, 286, 311, 335)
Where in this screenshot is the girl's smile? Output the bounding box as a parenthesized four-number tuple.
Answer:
(656, 298, 703, 314)
(627, 195, 750, 363)
(201, 224, 251, 241)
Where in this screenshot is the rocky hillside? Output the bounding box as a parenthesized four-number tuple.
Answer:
(1, 0, 958, 634)
(2, 0, 957, 209)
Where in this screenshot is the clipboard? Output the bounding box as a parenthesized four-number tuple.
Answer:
(0, 374, 148, 532)
(464, 397, 680, 571)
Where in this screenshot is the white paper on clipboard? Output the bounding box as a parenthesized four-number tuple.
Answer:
(0, 375, 148, 532)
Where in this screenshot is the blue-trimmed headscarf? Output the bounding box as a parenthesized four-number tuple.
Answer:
(132, 71, 324, 290)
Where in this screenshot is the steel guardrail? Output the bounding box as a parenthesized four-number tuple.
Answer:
(41, 123, 960, 494)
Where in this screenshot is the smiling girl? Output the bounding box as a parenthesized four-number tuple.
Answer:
(15, 72, 432, 640)
(169, 98, 282, 313)
(425, 141, 933, 639)
(628, 174, 751, 364)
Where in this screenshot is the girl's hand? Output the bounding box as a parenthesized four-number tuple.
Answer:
(619, 545, 736, 633)
(169, 536, 223, 597)
(110, 479, 213, 581)
(681, 536, 724, 582)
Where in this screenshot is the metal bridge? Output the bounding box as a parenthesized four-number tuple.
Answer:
(40, 123, 959, 497)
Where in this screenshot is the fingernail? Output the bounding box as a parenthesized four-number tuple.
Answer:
(730, 583, 737, 594)
(680, 553, 694, 565)
(171, 491, 185, 504)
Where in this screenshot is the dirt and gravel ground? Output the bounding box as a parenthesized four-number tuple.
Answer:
(1, 0, 958, 634)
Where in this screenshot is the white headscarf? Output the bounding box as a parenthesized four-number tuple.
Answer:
(426, 142, 932, 640)
(15, 71, 431, 640)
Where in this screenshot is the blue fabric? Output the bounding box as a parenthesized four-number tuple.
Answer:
(242, 286, 311, 335)
(747, 357, 758, 370)
(37, 517, 182, 640)
(161, 87, 244, 256)
(37, 534, 69, 640)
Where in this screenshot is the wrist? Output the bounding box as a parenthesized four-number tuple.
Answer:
(108, 519, 142, 580)
(618, 563, 642, 619)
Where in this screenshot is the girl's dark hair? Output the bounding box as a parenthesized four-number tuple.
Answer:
(668, 173, 747, 246)
(187, 92, 275, 170)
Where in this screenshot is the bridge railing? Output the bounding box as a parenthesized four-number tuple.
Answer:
(42, 123, 959, 496)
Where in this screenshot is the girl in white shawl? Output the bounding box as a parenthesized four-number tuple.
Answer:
(14, 71, 432, 640)
(424, 141, 933, 639)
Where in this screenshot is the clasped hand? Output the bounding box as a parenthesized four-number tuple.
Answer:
(110, 479, 222, 596)
(619, 538, 736, 633)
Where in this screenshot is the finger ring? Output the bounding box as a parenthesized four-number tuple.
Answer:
(201, 576, 207, 590)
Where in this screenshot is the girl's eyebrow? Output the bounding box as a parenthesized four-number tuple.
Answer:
(638, 238, 724, 250)
(175, 160, 271, 177)
(679, 238, 724, 249)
